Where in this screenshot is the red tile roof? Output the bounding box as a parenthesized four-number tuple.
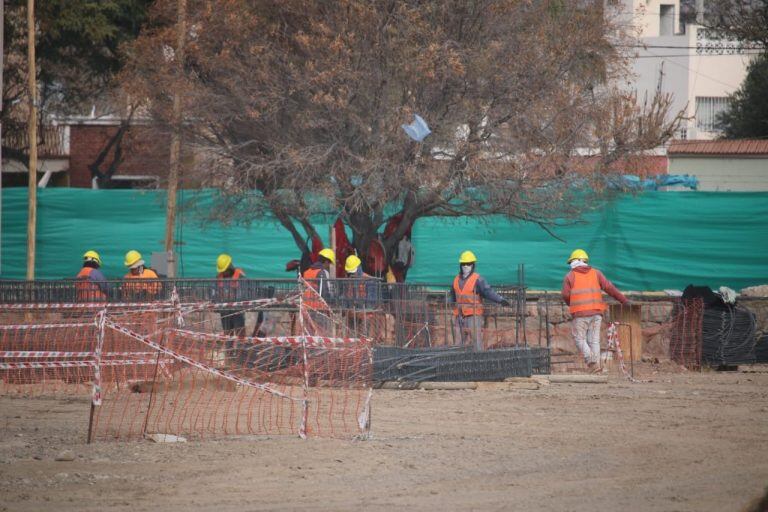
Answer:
(668, 139, 768, 156)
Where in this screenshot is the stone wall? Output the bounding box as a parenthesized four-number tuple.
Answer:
(527, 297, 768, 359)
(204, 296, 768, 359)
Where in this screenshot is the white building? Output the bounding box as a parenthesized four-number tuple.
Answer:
(618, 0, 759, 139)
(668, 140, 768, 191)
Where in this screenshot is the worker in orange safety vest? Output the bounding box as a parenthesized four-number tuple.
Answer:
(75, 250, 108, 302)
(215, 253, 247, 335)
(451, 251, 510, 350)
(301, 248, 335, 334)
(122, 250, 161, 301)
(561, 249, 628, 372)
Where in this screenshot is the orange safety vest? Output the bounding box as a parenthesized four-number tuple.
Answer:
(453, 273, 483, 317)
(568, 268, 607, 314)
(343, 273, 374, 306)
(302, 267, 327, 310)
(217, 268, 245, 300)
(75, 267, 107, 302)
(123, 268, 161, 299)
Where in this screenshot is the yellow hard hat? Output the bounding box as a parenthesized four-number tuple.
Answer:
(124, 250, 142, 268)
(83, 250, 101, 265)
(459, 250, 477, 264)
(344, 254, 362, 273)
(216, 253, 233, 273)
(318, 248, 336, 265)
(567, 249, 589, 263)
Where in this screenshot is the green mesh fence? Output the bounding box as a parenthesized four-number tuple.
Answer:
(1, 188, 766, 290)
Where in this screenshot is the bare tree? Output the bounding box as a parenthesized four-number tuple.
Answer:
(123, 0, 681, 265)
(699, 0, 768, 48)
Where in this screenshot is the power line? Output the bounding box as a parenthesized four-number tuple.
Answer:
(642, 49, 743, 89)
(633, 52, 761, 58)
(619, 44, 763, 50)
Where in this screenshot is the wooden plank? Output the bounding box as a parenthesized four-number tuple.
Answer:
(547, 374, 608, 384)
(609, 304, 643, 361)
(418, 381, 478, 390)
(476, 381, 540, 391)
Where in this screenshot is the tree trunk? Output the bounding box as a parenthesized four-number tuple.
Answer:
(25, 0, 36, 280)
(165, 0, 187, 278)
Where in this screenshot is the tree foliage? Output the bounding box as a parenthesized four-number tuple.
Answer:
(718, 54, 768, 138)
(701, 0, 768, 48)
(2, 0, 151, 152)
(125, 0, 680, 262)
(702, 0, 768, 139)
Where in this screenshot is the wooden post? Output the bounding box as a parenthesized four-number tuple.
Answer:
(0, 1, 5, 275)
(164, 0, 187, 278)
(609, 304, 643, 361)
(329, 224, 336, 278)
(26, 0, 37, 280)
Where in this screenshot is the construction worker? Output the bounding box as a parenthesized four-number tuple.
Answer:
(216, 253, 246, 285)
(451, 251, 510, 350)
(215, 253, 250, 368)
(122, 250, 161, 300)
(215, 253, 247, 334)
(561, 249, 629, 372)
(301, 248, 335, 333)
(75, 250, 108, 302)
(341, 255, 379, 307)
(340, 254, 382, 338)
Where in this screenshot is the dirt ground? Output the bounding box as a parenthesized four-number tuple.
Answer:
(1, 367, 767, 512)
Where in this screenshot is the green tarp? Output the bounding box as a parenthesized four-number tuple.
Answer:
(1, 188, 766, 290)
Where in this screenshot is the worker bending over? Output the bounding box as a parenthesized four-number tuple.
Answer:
(122, 250, 161, 300)
(215, 253, 247, 336)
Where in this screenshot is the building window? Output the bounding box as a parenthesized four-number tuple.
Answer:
(660, 5, 675, 36)
(695, 97, 730, 133)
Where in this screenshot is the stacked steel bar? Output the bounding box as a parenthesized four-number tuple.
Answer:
(755, 334, 768, 364)
(373, 346, 550, 382)
(701, 304, 757, 366)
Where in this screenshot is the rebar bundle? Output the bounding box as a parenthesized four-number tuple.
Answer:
(754, 334, 768, 364)
(701, 304, 757, 366)
(373, 346, 550, 382)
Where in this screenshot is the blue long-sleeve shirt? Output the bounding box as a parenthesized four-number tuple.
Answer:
(87, 268, 109, 295)
(341, 268, 380, 308)
(450, 272, 505, 304)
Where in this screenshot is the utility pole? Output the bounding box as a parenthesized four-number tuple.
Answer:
(26, 0, 37, 280)
(0, 1, 5, 275)
(164, 0, 186, 278)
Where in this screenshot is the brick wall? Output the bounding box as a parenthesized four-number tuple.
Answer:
(69, 124, 171, 188)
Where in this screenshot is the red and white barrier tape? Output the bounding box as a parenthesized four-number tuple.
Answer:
(2, 296, 297, 311)
(607, 322, 643, 383)
(183, 297, 288, 311)
(0, 351, 156, 358)
(0, 323, 93, 330)
(0, 359, 158, 370)
(1, 302, 173, 310)
(103, 318, 302, 402)
(170, 328, 368, 349)
(92, 310, 106, 406)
